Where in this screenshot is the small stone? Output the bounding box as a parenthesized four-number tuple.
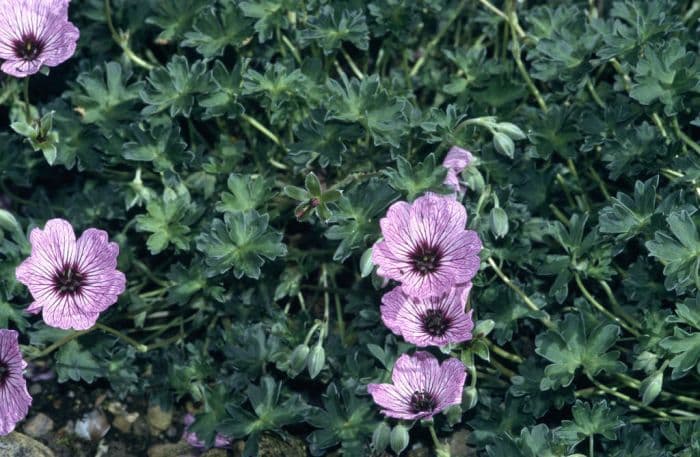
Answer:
(74, 409, 110, 442)
(148, 404, 173, 435)
(132, 417, 150, 437)
(0, 432, 55, 457)
(201, 449, 228, 457)
(23, 413, 54, 438)
(257, 432, 306, 457)
(147, 442, 194, 457)
(112, 414, 133, 434)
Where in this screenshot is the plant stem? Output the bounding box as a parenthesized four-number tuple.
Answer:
(26, 330, 90, 361)
(485, 339, 523, 363)
(340, 48, 364, 80)
(281, 34, 302, 64)
(587, 374, 669, 419)
(597, 279, 640, 329)
(94, 323, 148, 352)
(427, 423, 450, 457)
(487, 257, 555, 329)
(672, 117, 700, 154)
(23, 77, 31, 121)
(330, 275, 346, 344)
(477, 0, 527, 39)
(510, 27, 547, 112)
(104, 0, 154, 70)
(410, 0, 468, 77)
(574, 274, 640, 337)
(586, 78, 605, 109)
(241, 113, 282, 146)
(589, 435, 594, 457)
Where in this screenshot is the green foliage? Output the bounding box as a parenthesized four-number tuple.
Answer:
(196, 210, 287, 278)
(5, 0, 700, 455)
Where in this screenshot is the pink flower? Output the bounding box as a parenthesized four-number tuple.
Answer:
(0, 0, 80, 78)
(367, 352, 466, 420)
(183, 414, 232, 449)
(0, 329, 32, 435)
(381, 286, 474, 347)
(372, 193, 482, 299)
(443, 146, 473, 194)
(15, 219, 126, 330)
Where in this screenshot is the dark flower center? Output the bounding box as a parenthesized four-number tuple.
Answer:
(410, 243, 442, 275)
(410, 390, 436, 413)
(12, 35, 44, 60)
(421, 308, 451, 336)
(0, 361, 9, 386)
(53, 265, 85, 296)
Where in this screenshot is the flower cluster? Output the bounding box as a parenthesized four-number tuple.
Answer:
(1, 218, 125, 435)
(0, 0, 90, 436)
(368, 147, 480, 420)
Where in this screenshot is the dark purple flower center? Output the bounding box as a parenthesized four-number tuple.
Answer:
(12, 34, 45, 61)
(410, 243, 442, 275)
(0, 361, 9, 386)
(52, 265, 85, 296)
(421, 309, 451, 337)
(410, 390, 436, 413)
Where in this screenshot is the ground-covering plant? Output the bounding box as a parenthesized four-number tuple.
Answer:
(1, 0, 700, 455)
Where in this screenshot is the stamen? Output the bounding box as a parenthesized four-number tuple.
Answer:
(410, 390, 436, 413)
(422, 309, 451, 336)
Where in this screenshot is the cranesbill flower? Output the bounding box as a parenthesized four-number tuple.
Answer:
(443, 146, 473, 194)
(367, 351, 466, 420)
(372, 193, 482, 299)
(183, 414, 232, 449)
(0, 0, 80, 78)
(381, 286, 474, 347)
(0, 329, 32, 436)
(15, 218, 126, 330)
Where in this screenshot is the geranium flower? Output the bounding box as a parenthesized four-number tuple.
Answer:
(183, 414, 232, 449)
(381, 285, 474, 347)
(372, 193, 482, 299)
(443, 146, 473, 194)
(0, 0, 80, 77)
(0, 329, 32, 435)
(367, 351, 466, 420)
(16, 218, 126, 330)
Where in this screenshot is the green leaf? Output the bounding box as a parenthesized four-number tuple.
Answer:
(559, 400, 623, 444)
(135, 187, 199, 254)
(299, 6, 369, 54)
(146, 0, 209, 41)
(182, 5, 252, 58)
(646, 211, 700, 294)
(326, 74, 409, 148)
(535, 313, 625, 389)
(199, 60, 247, 119)
(288, 109, 362, 167)
(599, 176, 659, 240)
(325, 179, 398, 262)
(72, 61, 143, 131)
(196, 210, 287, 278)
(55, 340, 102, 383)
(122, 123, 190, 172)
(384, 153, 448, 200)
(239, 0, 289, 43)
(141, 55, 213, 118)
(216, 174, 271, 213)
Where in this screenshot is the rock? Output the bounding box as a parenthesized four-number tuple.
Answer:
(74, 409, 111, 442)
(448, 429, 476, 456)
(0, 432, 55, 457)
(201, 449, 228, 457)
(23, 413, 54, 438)
(147, 442, 195, 457)
(257, 432, 306, 457)
(148, 404, 173, 435)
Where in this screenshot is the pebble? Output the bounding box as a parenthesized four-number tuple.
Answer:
(23, 413, 54, 438)
(148, 404, 173, 435)
(0, 432, 55, 457)
(147, 442, 195, 457)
